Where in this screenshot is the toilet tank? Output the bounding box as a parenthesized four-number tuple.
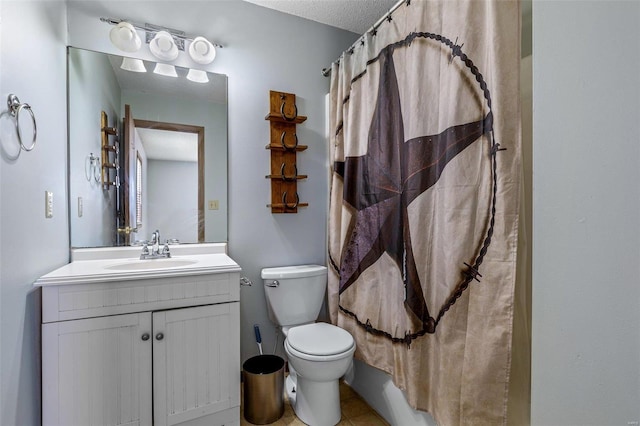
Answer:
(261, 265, 327, 327)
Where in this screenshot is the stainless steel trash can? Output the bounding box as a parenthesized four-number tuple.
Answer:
(243, 355, 285, 424)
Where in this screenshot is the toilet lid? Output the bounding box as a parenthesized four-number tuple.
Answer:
(287, 323, 354, 356)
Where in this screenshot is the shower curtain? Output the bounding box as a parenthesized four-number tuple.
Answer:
(327, 1, 522, 424)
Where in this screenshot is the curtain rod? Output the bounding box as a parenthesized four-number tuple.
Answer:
(321, 0, 408, 77)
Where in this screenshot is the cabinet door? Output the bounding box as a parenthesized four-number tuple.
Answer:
(153, 303, 240, 426)
(42, 313, 152, 426)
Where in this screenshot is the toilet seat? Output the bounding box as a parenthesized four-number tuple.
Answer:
(285, 323, 355, 361)
(285, 340, 355, 362)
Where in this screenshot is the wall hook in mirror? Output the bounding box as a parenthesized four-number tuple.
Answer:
(280, 94, 298, 121)
(280, 131, 298, 151)
(7, 94, 37, 153)
(85, 153, 101, 183)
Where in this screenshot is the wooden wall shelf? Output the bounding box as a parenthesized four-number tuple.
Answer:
(265, 174, 308, 180)
(264, 113, 308, 124)
(265, 144, 308, 152)
(265, 90, 308, 214)
(101, 111, 120, 190)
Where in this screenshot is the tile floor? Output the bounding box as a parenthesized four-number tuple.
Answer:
(240, 380, 389, 426)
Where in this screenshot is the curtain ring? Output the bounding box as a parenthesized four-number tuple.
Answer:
(280, 131, 298, 150)
(280, 163, 298, 181)
(282, 191, 299, 209)
(7, 94, 37, 152)
(280, 97, 298, 121)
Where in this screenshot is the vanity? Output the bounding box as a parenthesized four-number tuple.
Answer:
(36, 243, 241, 426)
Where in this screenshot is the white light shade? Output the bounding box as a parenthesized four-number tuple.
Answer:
(188, 36, 216, 64)
(153, 63, 178, 77)
(149, 31, 179, 61)
(120, 57, 146, 73)
(109, 22, 142, 52)
(186, 69, 209, 83)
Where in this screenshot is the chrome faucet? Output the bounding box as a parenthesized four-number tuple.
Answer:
(150, 229, 160, 254)
(140, 229, 171, 259)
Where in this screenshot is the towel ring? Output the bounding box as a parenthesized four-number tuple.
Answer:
(282, 191, 299, 209)
(7, 94, 37, 152)
(280, 131, 298, 150)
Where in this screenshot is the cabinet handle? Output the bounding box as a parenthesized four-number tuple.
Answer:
(155, 332, 164, 341)
(141, 333, 150, 341)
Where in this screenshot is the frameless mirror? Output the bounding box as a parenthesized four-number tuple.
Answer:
(68, 47, 228, 247)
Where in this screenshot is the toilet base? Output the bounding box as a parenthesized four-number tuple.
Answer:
(286, 374, 341, 426)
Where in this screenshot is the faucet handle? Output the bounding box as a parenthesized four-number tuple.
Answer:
(141, 244, 150, 255)
(162, 243, 171, 257)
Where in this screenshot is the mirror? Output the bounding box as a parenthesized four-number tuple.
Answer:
(68, 47, 228, 247)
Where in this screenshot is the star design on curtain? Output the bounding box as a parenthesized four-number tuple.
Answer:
(334, 48, 493, 333)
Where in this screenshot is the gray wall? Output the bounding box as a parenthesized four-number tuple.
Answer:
(0, 2, 68, 425)
(532, 1, 640, 424)
(147, 159, 198, 243)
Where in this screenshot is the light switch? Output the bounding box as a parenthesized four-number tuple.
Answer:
(208, 200, 219, 210)
(78, 197, 83, 217)
(45, 191, 53, 218)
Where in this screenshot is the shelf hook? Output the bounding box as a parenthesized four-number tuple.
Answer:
(281, 191, 299, 209)
(280, 131, 298, 151)
(280, 94, 298, 121)
(280, 163, 298, 181)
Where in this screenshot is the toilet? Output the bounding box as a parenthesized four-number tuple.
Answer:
(261, 265, 356, 426)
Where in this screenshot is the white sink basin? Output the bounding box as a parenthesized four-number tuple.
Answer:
(34, 244, 241, 286)
(105, 258, 197, 271)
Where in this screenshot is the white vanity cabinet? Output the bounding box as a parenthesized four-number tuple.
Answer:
(37, 249, 241, 426)
(42, 312, 154, 426)
(152, 303, 239, 426)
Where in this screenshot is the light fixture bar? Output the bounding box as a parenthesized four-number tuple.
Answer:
(145, 23, 185, 50)
(99, 17, 224, 49)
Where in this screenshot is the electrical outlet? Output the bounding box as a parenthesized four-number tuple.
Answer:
(208, 200, 219, 210)
(45, 191, 53, 218)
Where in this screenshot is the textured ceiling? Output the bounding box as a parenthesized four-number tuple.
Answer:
(242, 0, 399, 34)
(244, 0, 532, 57)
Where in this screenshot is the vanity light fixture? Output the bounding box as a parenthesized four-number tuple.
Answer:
(149, 30, 179, 61)
(120, 57, 147, 73)
(109, 21, 141, 52)
(153, 63, 178, 78)
(186, 69, 209, 83)
(188, 36, 216, 64)
(102, 17, 221, 82)
(101, 17, 223, 65)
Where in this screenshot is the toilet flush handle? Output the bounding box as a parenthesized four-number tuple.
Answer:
(265, 280, 279, 288)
